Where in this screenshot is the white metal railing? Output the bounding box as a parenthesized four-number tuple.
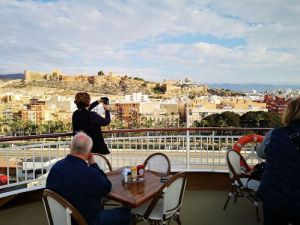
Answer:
(0, 129, 265, 198)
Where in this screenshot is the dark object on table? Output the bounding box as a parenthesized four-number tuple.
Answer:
(101, 97, 109, 105)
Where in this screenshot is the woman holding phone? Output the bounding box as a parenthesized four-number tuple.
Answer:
(72, 92, 111, 154)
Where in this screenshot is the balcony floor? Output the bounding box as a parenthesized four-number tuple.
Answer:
(0, 190, 261, 225)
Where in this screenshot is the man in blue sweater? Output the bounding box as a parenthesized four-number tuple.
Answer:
(46, 132, 131, 225)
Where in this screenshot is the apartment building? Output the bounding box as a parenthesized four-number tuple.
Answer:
(112, 93, 180, 127)
(184, 96, 267, 127)
(21, 99, 54, 125)
(263, 95, 288, 115)
(139, 102, 179, 127)
(113, 102, 140, 127)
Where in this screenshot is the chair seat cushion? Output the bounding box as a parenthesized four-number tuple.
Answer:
(236, 178, 260, 191)
(132, 199, 164, 221)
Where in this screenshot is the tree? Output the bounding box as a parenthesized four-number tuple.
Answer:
(221, 111, 241, 127)
(240, 112, 260, 127)
(43, 120, 64, 133)
(200, 114, 220, 127)
(240, 111, 282, 128)
(97, 70, 105, 76)
(8, 116, 25, 135)
(259, 112, 282, 128)
(144, 118, 154, 128)
(110, 118, 124, 129)
(63, 122, 72, 132)
(36, 125, 47, 134)
(152, 83, 166, 94)
(23, 121, 37, 135)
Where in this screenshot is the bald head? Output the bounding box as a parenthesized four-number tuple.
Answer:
(71, 132, 93, 154)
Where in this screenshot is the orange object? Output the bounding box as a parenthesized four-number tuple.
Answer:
(0, 174, 8, 185)
(232, 133, 264, 170)
(233, 133, 264, 153)
(131, 166, 137, 182)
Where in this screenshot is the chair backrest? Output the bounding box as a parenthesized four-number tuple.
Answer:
(227, 150, 250, 184)
(143, 172, 187, 219)
(93, 153, 112, 172)
(42, 189, 88, 225)
(163, 172, 187, 214)
(143, 153, 171, 175)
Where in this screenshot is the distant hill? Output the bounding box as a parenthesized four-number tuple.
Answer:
(0, 73, 23, 79)
(208, 83, 300, 92)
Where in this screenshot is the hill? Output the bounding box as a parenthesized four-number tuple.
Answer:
(208, 83, 300, 92)
(1, 71, 208, 97)
(0, 73, 23, 79)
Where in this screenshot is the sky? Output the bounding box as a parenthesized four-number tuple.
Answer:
(0, 0, 300, 85)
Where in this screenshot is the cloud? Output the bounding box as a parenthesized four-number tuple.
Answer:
(0, 0, 299, 85)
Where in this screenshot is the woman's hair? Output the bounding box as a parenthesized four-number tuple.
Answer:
(74, 92, 90, 109)
(283, 97, 300, 125)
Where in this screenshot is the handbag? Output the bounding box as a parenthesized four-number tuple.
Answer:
(249, 162, 266, 181)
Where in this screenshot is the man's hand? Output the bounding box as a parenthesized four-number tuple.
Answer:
(87, 153, 96, 165)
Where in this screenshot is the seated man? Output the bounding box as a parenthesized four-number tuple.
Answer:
(46, 132, 131, 225)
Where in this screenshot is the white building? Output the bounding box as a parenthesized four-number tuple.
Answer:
(124, 93, 149, 103)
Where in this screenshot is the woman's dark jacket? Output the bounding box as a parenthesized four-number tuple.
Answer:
(72, 101, 111, 154)
(257, 121, 300, 216)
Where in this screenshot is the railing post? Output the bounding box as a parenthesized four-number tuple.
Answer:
(212, 131, 215, 171)
(147, 132, 149, 151)
(186, 130, 190, 170)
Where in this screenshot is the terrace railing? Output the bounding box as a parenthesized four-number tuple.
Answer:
(0, 127, 270, 198)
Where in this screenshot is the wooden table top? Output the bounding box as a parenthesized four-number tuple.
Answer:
(107, 168, 165, 208)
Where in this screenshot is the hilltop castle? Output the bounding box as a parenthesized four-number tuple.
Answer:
(23, 70, 120, 85)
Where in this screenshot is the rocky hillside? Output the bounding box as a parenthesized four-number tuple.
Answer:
(1, 76, 155, 96)
(1, 74, 209, 97)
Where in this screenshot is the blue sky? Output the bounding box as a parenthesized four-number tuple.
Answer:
(0, 0, 300, 84)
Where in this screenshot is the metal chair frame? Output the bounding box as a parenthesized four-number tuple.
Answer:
(42, 189, 88, 225)
(143, 152, 171, 175)
(223, 149, 261, 222)
(93, 153, 113, 172)
(133, 172, 187, 225)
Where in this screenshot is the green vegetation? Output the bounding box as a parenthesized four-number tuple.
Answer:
(97, 70, 105, 76)
(152, 83, 166, 94)
(133, 77, 144, 81)
(196, 111, 282, 128)
(0, 116, 71, 136)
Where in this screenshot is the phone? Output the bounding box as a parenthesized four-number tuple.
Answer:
(160, 176, 170, 183)
(101, 97, 109, 105)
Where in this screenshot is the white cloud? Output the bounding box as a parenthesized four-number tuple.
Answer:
(0, 0, 299, 85)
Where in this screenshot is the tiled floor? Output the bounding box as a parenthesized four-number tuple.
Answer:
(0, 190, 261, 225)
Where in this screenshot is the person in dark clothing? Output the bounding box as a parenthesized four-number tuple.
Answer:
(257, 97, 300, 225)
(46, 132, 131, 225)
(72, 92, 110, 154)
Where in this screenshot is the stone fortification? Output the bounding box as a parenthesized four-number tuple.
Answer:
(23, 70, 123, 85)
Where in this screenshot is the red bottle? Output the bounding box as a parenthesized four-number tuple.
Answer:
(137, 165, 145, 182)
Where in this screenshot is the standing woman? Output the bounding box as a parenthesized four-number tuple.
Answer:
(72, 92, 111, 154)
(257, 97, 300, 225)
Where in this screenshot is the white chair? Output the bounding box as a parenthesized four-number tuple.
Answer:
(93, 153, 112, 173)
(42, 189, 88, 225)
(132, 172, 187, 225)
(223, 149, 261, 222)
(92, 153, 120, 207)
(143, 153, 171, 175)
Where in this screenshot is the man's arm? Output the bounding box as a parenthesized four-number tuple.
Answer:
(89, 164, 112, 195)
(87, 154, 112, 195)
(256, 129, 273, 159)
